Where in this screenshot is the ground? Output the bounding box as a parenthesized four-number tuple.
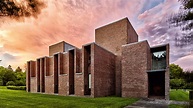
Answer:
(0, 86, 191, 108)
(0, 86, 138, 108)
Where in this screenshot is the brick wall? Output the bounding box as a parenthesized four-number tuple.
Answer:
(26, 61, 30, 92)
(45, 57, 54, 94)
(30, 61, 37, 93)
(49, 41, 65, 56)
(58, 53, 69, 95)
(165, 44, 170, 100)
(75, 49, 84, 96)
(95, 18, 138, 55)
(115, 56, 122, 96)
(93, 44, 116, 97)
(95, 18, 138, 96)
(122, 41, 150, 98)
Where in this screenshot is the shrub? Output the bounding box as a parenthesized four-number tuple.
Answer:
(7, 86, 26, 90)
(0, 79, 3, 86)
(15, 80, 25, 86)
(6, 81, 15, 86)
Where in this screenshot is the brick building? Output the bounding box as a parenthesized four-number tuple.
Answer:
(26, 18, 169, 99)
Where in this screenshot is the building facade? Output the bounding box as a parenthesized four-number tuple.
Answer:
(26, 18, 169, 99)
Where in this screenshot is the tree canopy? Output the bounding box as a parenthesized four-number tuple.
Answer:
(170, 64, 193, 89)
(0, 66, 25, 86)
(170, 64, 183, 79)
(169, 0, 193, 46)
(0, 0, 46, 19)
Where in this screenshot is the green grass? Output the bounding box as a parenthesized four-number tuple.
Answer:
(170, 89, 189, 101)
(0, 86, 138, 108)
(169, 104, 187, 108)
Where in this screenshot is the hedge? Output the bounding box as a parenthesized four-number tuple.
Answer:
(7, 86, 26, 90)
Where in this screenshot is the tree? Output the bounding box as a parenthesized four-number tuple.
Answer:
(7, 65, 13, 71)
(170, 79, 186, 90)
(169, 0, 193, 47)
(15, 66, 22, 72)
(0, 0, 46, 19)
(0, 67, 16, 85)
(170, 64, 183, 79)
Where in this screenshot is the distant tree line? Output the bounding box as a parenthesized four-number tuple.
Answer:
(0, 66, 26, 86)
(170, 64, 193, 89)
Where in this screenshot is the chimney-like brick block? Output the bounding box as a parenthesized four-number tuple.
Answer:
(45, 57, 54, 94)
(122, 41, 150, 98)
(165, 44, 170, 100)
(40, 57, 46, 93)
(26, 61, 31, 92)
(59, 53, 69, 95)
(95, 18, 138, 55)
(93, 44, 116, 97)
(75, 49, 84, 96)
(30, 61, 37, 93)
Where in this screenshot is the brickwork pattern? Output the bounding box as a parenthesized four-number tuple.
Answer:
(122, 41, 150, 98)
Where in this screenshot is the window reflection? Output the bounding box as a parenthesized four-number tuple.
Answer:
(152, 51, 166, 70)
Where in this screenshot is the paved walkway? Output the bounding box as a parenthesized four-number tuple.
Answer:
(125, 99, 189, 108)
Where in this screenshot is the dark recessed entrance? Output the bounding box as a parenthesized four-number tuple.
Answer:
(148, 71, 165, 98)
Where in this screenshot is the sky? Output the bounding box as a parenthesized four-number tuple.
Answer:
(0, 0, 192, 71)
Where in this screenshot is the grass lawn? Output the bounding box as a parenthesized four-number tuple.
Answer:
(169, 89, 191, 108)
(170, 89, 189, 101)
(0, 86, 138, 108)
(169, 104, 187, 108)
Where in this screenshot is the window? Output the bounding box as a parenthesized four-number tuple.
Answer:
(152, 51, 166, 70)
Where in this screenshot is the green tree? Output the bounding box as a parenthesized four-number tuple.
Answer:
(170, 64, 183, 79)
(14, 71, 26, 86)
(7, 65, 13, 71)
(15, 66, 22, 72)
(0, 66, 17, 86)
(170, 79, 186, 90)
(0, 0, 46, 19)
(169, 0, 193, 46)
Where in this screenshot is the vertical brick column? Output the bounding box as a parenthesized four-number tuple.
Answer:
(75, 49, 84, 96)
(165, 44, 170, 100)
(122, 41, 150, 98)
(58, 53, 69, 96)
(45, 57, 54, 94)
(30, 61, 37, 93)
(26, 61, 31, 92)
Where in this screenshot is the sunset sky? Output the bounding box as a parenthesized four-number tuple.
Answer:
(0, 0, 192, 71)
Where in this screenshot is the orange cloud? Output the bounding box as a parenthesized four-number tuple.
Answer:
(1, 0, 179, 70)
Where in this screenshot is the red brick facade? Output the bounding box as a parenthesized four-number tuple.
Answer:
(26, 17, 169, 99)
(122, 41, 150, 98)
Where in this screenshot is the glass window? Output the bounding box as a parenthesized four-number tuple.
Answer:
(152, 51, 166, 70)
(89, 74, 91, 89)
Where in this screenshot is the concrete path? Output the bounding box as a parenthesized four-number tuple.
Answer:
(125, 99, 189, 108)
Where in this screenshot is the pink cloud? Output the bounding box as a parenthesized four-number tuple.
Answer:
(174, 54, 193, 70)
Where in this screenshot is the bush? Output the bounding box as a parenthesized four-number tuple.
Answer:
(15, 80, 25, 86)
(0, 79, 3, 86)
(6, 81, 15, 86)
(7, 86, 26, 90)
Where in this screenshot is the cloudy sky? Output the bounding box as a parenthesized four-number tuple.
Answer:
(0, 0, 192, 70)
